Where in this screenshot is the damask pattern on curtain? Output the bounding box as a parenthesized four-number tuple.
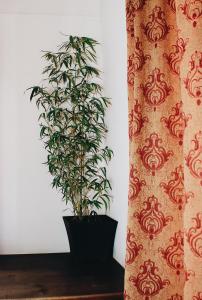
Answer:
(125, 0, 202, 299)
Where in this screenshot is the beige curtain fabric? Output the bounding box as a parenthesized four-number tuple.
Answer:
(125, 0, 202, 299)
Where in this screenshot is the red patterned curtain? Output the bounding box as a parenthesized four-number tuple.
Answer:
(125, 0, 202, 299)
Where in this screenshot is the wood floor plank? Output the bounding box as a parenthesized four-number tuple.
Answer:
(10, 292, 123, 300)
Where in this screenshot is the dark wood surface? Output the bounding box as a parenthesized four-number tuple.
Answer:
(0, 253, 124, 300)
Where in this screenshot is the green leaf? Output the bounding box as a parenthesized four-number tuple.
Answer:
(28, 35, 113, 217)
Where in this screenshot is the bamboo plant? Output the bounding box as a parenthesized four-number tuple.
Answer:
(29, 36, 113, 217)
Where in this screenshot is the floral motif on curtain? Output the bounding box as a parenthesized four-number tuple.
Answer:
(125, 0, 202, 299)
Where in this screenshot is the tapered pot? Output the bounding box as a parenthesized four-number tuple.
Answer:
(63, 215, 118, 263)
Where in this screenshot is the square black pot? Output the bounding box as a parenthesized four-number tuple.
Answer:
(63, 215, 118, 263)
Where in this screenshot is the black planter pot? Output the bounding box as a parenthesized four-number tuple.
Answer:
(63, 215, 118, 263)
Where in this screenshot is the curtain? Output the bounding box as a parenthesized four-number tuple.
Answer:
(125, 0, 202, 299)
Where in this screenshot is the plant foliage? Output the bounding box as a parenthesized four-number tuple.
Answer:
(29, 36, 113, 216)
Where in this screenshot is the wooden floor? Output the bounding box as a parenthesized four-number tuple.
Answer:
(0, 253, 124, 300)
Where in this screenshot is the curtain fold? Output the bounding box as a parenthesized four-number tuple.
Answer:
(125, 0, 202, 299)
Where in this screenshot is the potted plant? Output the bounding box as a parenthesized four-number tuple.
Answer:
(29, 36, 117, 262)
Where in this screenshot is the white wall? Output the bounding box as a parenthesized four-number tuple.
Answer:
(0, 0, 102, 254)
(0, 0, 101, 17)
(0, 0, 128, 267)
(100, 0, 128, 266)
